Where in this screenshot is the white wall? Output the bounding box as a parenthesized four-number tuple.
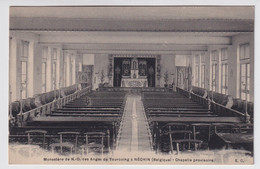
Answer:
(160, 55, 175, 87)
(231, 33, 254, 101)
(93, 54, 109, 90)
(9, 32, 81, 101)
(9, 32, 40, 101)
(190, 33, 254, 101)
(83, 54, 94, 65)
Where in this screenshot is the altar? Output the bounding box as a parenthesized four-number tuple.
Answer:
(119, 57, 148, 87)
(121, 77, 148, 87)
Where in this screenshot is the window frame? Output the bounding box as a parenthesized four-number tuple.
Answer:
(41, 46, 48, 93)
(20, 41, 29, 99)
(200, 53, 206, 88)
(239, 43, 250, 101)
(211, 50, 218, 92)
(195, 54, 200, 87)
(221, 48, 228, 95)
(52, 48, 57, 90)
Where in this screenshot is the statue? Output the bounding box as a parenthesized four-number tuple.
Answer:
(131, 58, 139, 79)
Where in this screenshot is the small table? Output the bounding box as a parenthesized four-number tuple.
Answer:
(216, 133, 253, 149)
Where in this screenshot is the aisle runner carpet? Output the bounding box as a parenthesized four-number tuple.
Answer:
(117, 94, 152, 152)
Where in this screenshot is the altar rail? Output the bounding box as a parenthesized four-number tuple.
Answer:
(98, 87, 171, 93)
(10, 86, 92, 127)
(176, 87, 248, 123)
(191, 86, 254, 119)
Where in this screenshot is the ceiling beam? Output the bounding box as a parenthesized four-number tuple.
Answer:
(10, 17, 254, 32)
(61, 43, 208, 51)
(76, 49, 193, 55)
(38, 31, 232, 45)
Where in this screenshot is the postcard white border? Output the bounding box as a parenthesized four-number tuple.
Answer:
(1, 0, 259, 169)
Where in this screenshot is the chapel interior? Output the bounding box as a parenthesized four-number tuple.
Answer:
(8, 6, 254, 162)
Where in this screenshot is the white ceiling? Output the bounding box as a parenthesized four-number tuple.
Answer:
(9, 6, 254, 55)
(10, 6, 254, 20)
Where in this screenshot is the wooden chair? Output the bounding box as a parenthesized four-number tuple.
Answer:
(235, 123, 253, 134)
(165, 130, 192, 154)
(212, 123, 237, 134)
(81, 132, 106, 156)
(191, 123, 212, 142)
(163, 122, 189, 133)
(172, 139, 203, 154)
(24, 130, 47, 148)
(50, 131, 80, 155)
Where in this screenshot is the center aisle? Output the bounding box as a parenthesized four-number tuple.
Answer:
(116, 94, 152, 152)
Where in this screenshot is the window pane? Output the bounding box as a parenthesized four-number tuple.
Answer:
(201, 53, 205, 63)
(240, 45, 244, 60)
(245, 44, 250, 59)
(225, 65, 228, 87)
(53, 48, 57, 60)
(21, 62, 27, 74)
(24, 44, 28, 57)
(221, 48, 227, 60)
(21, 61, 27, 98)
(195, 55, 199, 63)
(42, 62, 46, 73)
(42, 86, 46, 93)
(42, 47, 48, 59)
(241, 64, 246, 77)
(64, 62, 67, 85)
(241, 93, 245, 100)
(247, 77, 250, 90)
(53, 62, 56, 89)
(21, 74, 27, 84)
(22, 90, 26, 99)
(42, 75, 46, 85)
(22, 41, 29, 57)
(247, 64, 250, 77)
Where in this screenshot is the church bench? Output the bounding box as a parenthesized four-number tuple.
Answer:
(26, 116, 121, 125)
(143, 99, 199, 102)
(143, 102, 201, 106)
(68, 100, 125, 103)
(150, 116, 243, 124)
(149, 116, 243, 152)
(65, 103, 124, 107)
(145, 105, 206, 109)
(147, 108, 208, 112)
(143, 100, 201, 104)
(56, 107, 121, 110)
(148, 109, 209, 112)
(148, 111, 212, 115)
(148, 111, 214, 115)
(143, 104, 203, 108)
(10, 90, 126, 154)
(144, 104, 204, 107)
(55, 108, 121, 111)
(148, 114, 218, 117)
(143, 101, 197, 104)
(50, 113, 120, 117)
(63, 105, 123, 108)
(176, 87, 250, 121)
(53, 110, 121, 114)
(231, 99, 254, 122)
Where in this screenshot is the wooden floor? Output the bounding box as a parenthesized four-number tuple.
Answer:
(116, 94, 152, 152)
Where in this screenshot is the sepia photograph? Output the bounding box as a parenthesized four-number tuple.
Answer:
(7, 4, 255, 166)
